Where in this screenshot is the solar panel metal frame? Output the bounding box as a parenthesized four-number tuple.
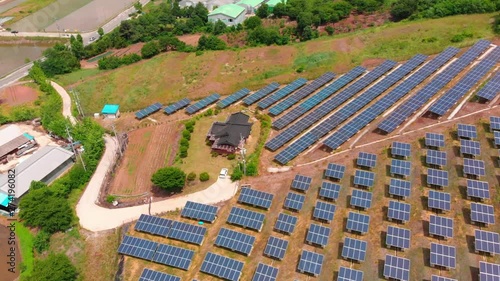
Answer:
(388, 178, 411, 199)
(264, 236, 289, 260)
(200, 252, 244, 281)
(139, 268, 181, 281)
(466, 179, 490, 200)
(383, 254, 410, 281)
(214, 228, 256, 256)
(426, 133, 445, 148)
(357, 152, 377, 168)
(477, 72, 500, 101)
(252, 263, 279, 281)
(313, 200, 337, 222)
(350, 189, 373, 210)
(470, 203, 495, 225)
(475, 229, 500, 255)
(346, 211, 370, 234)
(391, 141, 411, 158)
(181, 201, 218, 223)
(479, 261, 500, 281)
(117, 235, 158, 261)
(274, 212, 298, 234)
(298, 249, 324, 277)
(167, 221, 207, 245)
(460, 139, 481, 157)
(431, 275, 457, 281)
(428, 190, 451, 212)
(152, 243, 195, 270)
(430, 242, 456, 269)
(387, 200, 411, 223)
(390, 159, 411, 177)
(237, 187, 274, 210)
(291, 174, 312, 192)
(306, 223, 331, 247)
(337, 266, 364, 281)
(319, 181, 341, 201)
(353, 169, 375, 188)
(386, 225, 411, 250)
(283, 192, 306, 212)
(135, 214, 173, 237)
(463, 158, 486, 177)
(427, 168, 449, 188)
(426, 150, 447, 167)
(325, 163, 346, 180)
(341, 237, 367, 262)
(429, 215, 454, 239)
(457, 124, 478, 139)
(227, 207, 266, 232)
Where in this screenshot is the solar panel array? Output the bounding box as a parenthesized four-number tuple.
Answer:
(463, 158, 486, 177)
(200, 252, 244, 281)
(217, 88, 250, 108)
(152, 244, 194, 270)
(342, 237, 367, 262)
(291, 174, 312, 192)
(431, 275, 457, 281)
(118, 235, 158, 260)
(495, 131, 500, 146)
(306, 223, 331, 247)
(490, 116, 500, 131)
(429, 215, 454, 239)
(357, 152, 377, 168)
(258, 78, 307, 109)
(274, 212, 298, 234)
(353, 169, 375, 187)
(428, 190, 451, 212)
(227, 207, 265, 231)
(214, 228, 255, 256)
(139, 268, 180, 281)
(136, 102, 162, 119)
(458, 124, 478, 139)
(386, 225, 410, 250)
(168, 221, 206, 245)
(319, 181, 341, 201)
(272, 67, 365, 130)
(384, 254, 410, 281)
(135, 214, 173, 236)
(268, 72, 335, 116)
(391, 141, 411, 158)
(181, 201, 218, 222)
(268, 60, 396, 158)
(428, 46, 500, 116)
(427, 150, 447, 167)
(284, 192, 306, 211)
(185, 93, 220, 114)
(471, 203, 495, 225)
(350, 189, 373, 210)
(391, 159, 411, 177)
(313, 200, 337, 222)
(243, 82, 280, 105)
(426, 133, 445, 148)
(475, 229, 500, 255)
(461, 139, 481, 156)
(388, 200, 411, 223)
(427, 168, 449, 187)
(264, 236, 289, 260)
(298, 250, 324, 276)
(479, 261, 500, 281)
(325, 163, 346, 180)
(476, 72, 500, 101)
(430, 243, 456, 269)
(164, 98, 190, 115)
(338, 266, 364, 281)
(252, 263, 279, 281)
(238, 187, 274, 209)
(346, 212, 370, 234)
(467, 179, 490, 200)
(389, 178, 411, 199)
(378, 41, 489, 133)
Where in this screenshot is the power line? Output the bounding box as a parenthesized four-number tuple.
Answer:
(66, 125, 87, 171)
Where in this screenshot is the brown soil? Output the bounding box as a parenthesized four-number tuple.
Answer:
(0, 221, 22, 281)
(325, 11, 391, 35)
(178, 34, 201, 46)
(0, 85, 38, 106)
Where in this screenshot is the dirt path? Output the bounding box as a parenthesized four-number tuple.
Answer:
(51, 81, 77, 125)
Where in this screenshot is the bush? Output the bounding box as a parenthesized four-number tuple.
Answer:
(180, 138, 189, 147)
(151, 167, 186, 191)
(199, 172, 210, 181)
(227, 153, 236, 160)
(28, 253, 78, 281)
(33, 230, 50, 253)
(187, 172, 196, 181)
(231, 166, 243, 181)
(494, 15, 500, 34)
(450, 31, 473, 43)
(325, 26, 334, 35)
(106, 195, 116, 203)
(182, 130, 191, 140)
(141, 41, 160, 59)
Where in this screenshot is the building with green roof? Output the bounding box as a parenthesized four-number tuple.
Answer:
(208, 4, 246, 26)
(236, 0, 266, 14)
(266, 0, 287, 12)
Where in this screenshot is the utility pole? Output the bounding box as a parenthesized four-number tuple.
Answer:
(71, 89, 85, 118)
(111, 122, 123, 156)
(66, 125, 87, 171)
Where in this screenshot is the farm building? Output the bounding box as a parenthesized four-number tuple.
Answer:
(0, 125, 37, 164)
(101, 104, 120, 119)
(265, 0, 286, 12)
(207, 112, 253, 154)
(237, 0, 265, 14)
(207, 4, 246, 26)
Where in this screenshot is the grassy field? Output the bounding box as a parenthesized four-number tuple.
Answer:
(16, 222, 34, 278)
(0, 0, 56, 23)
(55, 13, 498, 114)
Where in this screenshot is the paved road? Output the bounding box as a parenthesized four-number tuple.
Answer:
(0, 62, 33, 89)
(51, 81, 77, 125)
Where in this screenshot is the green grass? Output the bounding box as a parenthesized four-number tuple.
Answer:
(54, 69, 102, 87)
(87, 51, 114, 63)
(16, 222, 34, 278)
(293, 52, 337, 71)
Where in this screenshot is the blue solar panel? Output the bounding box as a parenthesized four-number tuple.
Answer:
(426, 133, 445, 148)
(477, 72, 500, 101)
(274, 212, 298, 234)
(337, 266, 364, 281)
(491, 116, 500, 131)
(353, 170, 375, 187)
(325, 163, 346, 180)
(152, 243, 194, 270)
(430, 243, 456, 269)
(426, 150, 447, 167)
(243, 82, 280, 105)
(357, 152, 377, 168)
(139, 268, 180, 281)
(258, 78, 307, 109)
(463, 158, 486, 177)
(460, 139, 481, 156)
(181, 201, 218, 223)
(273, 67, 365, 130)
(200, 252, 244, 281)
(238, 187, 274, 209)
(479, 261, 500, 281)
(167, 221, 206, 245)
(379, 41, 490, 132)
(319, 181, 341, 201)
(346, 211, 370, 234)
(389, 178, 411, 199)
(313, 200, 337, 222)
(164, 98, 190, 115)
(431, 275, 457, 281)
(467, 179, 490, 200)
(306, 223, 331, 247)
(117, 235, 158, 260)
(475, 229, 500, 255)
(384, 254, 410, 281)
(136, 102, 162, 119)
(269, 72, 335, 116)
(429, 46, 500, 116)
(283, 192, 306, 211)
(429, 215, 454, 239)
(386, 225, 410, 250)
(185, 93, 220, 114)
(135, 214, 173, 236)
(342, 237, 367, 262)
(388, 201, 411, 223)
(391, 141, 411, 158)
(495, 131, 500, 146)
(427, 168, 449, 187)
(428, 190, 451, 212)
(471, 203, 495, 225)
(252, 263, 279, 281)
(217, 88, 250, 108)
(264, 236, 288, 260)
(391, 159, 411, 177)
(298, 250, 324, 276)
(215, 228, 255, 256)
(350, 189, 372, 210)
(227, 207, 265, 231)
(291, 174, 312, 192)
(458, 124, 478, 139)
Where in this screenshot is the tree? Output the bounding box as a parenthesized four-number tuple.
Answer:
(301, 26, 314, 41)
(33, 230, 50, 253)
(244, 16, 262, 29)
(272, 2, 287, 18)
(390, 0, 417, 21)
(199, 172, 210, 182)
(151, 167, 186, 191)
(98, 27, 104, 37)
(325, 25, 334, 35)
(187, 172, 196, 181)
(256, 4, 269, 18)
(297, 12, 313, 32)
(212, 20, 227, 35)
(134, 1, 143, 13)
(70, 37, 85, 60)
(141, 41, 160, 59)
(30, 181, 47, 191)
(40, 43, 80, 76)
(197, 35, 226, 51)
(28, 253, 77, 281)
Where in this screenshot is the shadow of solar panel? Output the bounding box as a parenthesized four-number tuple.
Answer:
(181, 201, 218, 223)
(306, 223, 331, 247)
(298, 250, 324, 276)
(388, 201, 411, 223)
(458, 124, 478, 139)
(325, 163, 346, 180)
(238, 187, 274, 209)
(167, 221, 206, 245)
(475, 229, 500, 255)
(480, 261, 500, 280)
(391, 159, 411, 177)
(284, 192, 306, 212)
(353, 170, 375, 187)
(466, 180, 490, 200)
(426, 133, 445, 148)
(313, 201, 337, 222)
(391, 141, 411, 158)
(274, 213, 298, 234)
(384, 254, 410, 281)
(427, 168, 449, 187)
(200, 252, 244, 281)
(386, 225, 410, 250)
(426, 150, 447, 166)
(357, 152, 377, 168)
(139, 268, 180, 281)
(135, 214, 173, 236)
(118, 236, 158, 260)
(152, 244, 194, 270)
(291, 174, 312, 192)
(430, 243, 456, 269)
(477, 73, 500, 101)
(338, 266, 364, 281)
(227, 207, 266, 231)
(252, 263, 279, 281)
(342, 237, 367, 262)
(264, 236, 289, 260)
(429, 215, 453, 239)
(258, 78, 308, 109)
(428, 190, 451, 212)
(215, 228, 255, 256)
(431, 275, 457, 281)
(243, 82, 280, 105)
(164, 98, 190, 115)
(464, 158, 486, 177)
(389, 178, 411, 199)
(460, 139, 481, 156)
(346, 212, 370, 234)
(217, 88, 250, 108)
(471, 203, 495, 225)
(186, 93, 220, 114)
(491, 116, 500, 131)
(350, 189, 372, 210)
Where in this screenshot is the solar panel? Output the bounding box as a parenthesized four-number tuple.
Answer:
(477, 72, 500, 101)
(152, 243, 194, 270)
(274, 213, 298, 234)
(428, 190, 451, 212)
(215, 228, 256, 256)
(283, 192, 306, 212)
(461, 139, 481, 156)
(313, 200, 337, 222)
(200, 252, 244, 281)
(306, 223, 331, 247)
(463, 158, 486, 177)
(429, 215, 454, 239)
(342, 237, 367, 262)
(491, 116, 500, 131)
(185, 93, 221, 114)
(167, 221, 206, 245)
(298, 249, 324, 276)
(467, 179, 490, 200)
(378, 41, 489, 133)
(426, 133, 445, 148)
(350, 189, 373, 210)
(430, 243, 456, 269)
(353, 170, 375, 188)
(480, 261, 500, 281)
(325, 163, 346, 180)
(384, 254, 410, 281)
(264, 236, 289, 260)
(431, 275, 457, 281)
(388, 200, 411, 223)
(258, 78, 308, 109)
(319, 181, 341, 201)
(135, 102, 163, 119)
(357, 152, 377, 168)
(346, 211, 370, 234)
(337, 266, 364, 281)
(389, 178, 411, 199)
(227, 207, 265, 231)
(139, 268, 180, 281)
(386, 225, 410, 250)
(458, 124, 478, 139)
(426, 150, 447, 167)
(181, 201, 218, 223)
(391, 141, 411, 158)
(135, 214, 173, 236)
(495, 131, 500, 146)
(164, 98, 190, 115)
(428, 46, 500, 116)
(391, 159, 411, 177)
(471, 203, 495, 225)
(291, 174, 312, 192)
(475, 229, 500, 255)
(217, 88, 251, 108)
(238, 187, 274, 209)
(117, 235, 158, 260)
(252, 263, 279, 281)
(243, 82, 280, 105)
(427, 168, 449, 188)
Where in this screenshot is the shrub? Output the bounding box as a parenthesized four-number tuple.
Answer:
(33, 230, 50, 253)
(28, 253, 78, 281)
(180, 138, 189, 147)
(231, 166, 243, 181)
(227, 153, 236, 160)
(151, 167, 186, 191)
(182, 130, 191, 140)
(325, 26, 334, 35)
(106, 195, 116, 203)
(199, 172, 210, 181)
(141, 41, 160, 59)
(179, 146, 188, 158)
(187, 172, 196, 181)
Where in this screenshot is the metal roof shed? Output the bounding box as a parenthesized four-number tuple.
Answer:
(101, 104, 120, 118)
